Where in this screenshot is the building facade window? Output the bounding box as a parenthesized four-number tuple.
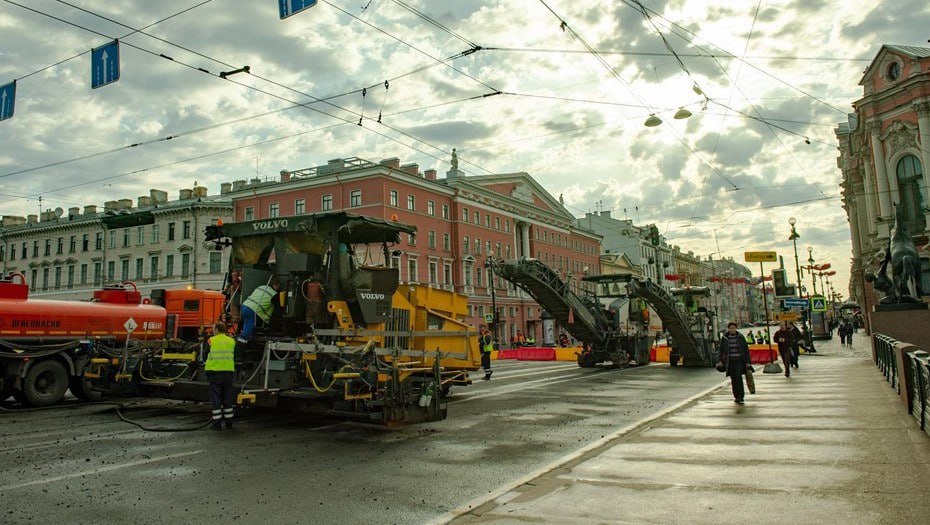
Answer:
(166, 255, 175, 277)
(428, 231, 436, 249)
(269, 203, 279, 218)
(407, 195, 415, 211)
(441, 204, 449, 219)
(135, 258, 144, 279)
(30, 269, 37, 290)
(168, 222, 176, 241)
(407, 259, 418, 283)
(45, 239, 51, 256)
(295, 198, 306, 215)
(42, 268, 49, 291)
(463, 235, 470, 254)
(94, 262, 102, 285)
(443, 263, 452, 285)
(181, 253, 191, 277)
(54, 266, 62, 289)
(427, 200, 435, 216)
(67, 265, 74, 288)
(123, 229, 130, 247)
(82, 234, 89, 251)
(322, 194, 333, 211)
(389, 190, 398, 207)
(152, 225, 160, 243)
(95, 233, 103, 250)
(462, 207, 469, 222)
(896, 154, 925, 232)
(150, 256, 159, 279)
(33, 240, 39, 257)
(429, 261, 438, 284)
(120, 259, 129, 281)
(408, 233, 416, 246)
(350, 190, 361, 207)
(56, 237, 63, 255)
(244, 207, 255, 221)
(69, 236, 76, 253)
(80, 264, 88, 285)
(443, 233, 450, 251)
(209, 251, 222, 274)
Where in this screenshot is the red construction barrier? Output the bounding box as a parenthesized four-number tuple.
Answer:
(749, 347, 779, 364)
(496, 349, 519, 360)
(516, 347, 556, 361)
(649, 348, 656, 362)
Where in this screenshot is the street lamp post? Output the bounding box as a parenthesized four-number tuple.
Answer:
(788, 218, 802, 298)
(807, 247, 818, 295)
(805, 247, 817, 352)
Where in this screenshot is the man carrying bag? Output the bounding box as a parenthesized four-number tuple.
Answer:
(717, 322, 752, 404)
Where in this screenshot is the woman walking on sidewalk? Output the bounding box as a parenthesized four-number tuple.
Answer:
(773, 322, 795, 378)
(718, 322, 751, 404)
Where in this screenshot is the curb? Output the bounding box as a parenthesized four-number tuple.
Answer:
(428, 378, 729, 524)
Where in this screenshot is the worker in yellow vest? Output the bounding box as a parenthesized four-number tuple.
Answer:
(479, 325, 493, 380)
(238, 278, 280, 343)
(206, 321, 237, 430)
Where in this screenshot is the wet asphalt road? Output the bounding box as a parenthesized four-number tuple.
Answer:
(0, 359, 724, 524)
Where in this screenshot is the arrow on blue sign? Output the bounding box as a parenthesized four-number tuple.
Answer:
(0, 81, 14, 121)
(279, 0, 317, 19)
(91, 40, 120, 89)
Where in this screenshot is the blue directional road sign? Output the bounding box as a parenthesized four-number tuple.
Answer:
(279, 0, 317, 19)
(0, 81, 14, 121)
(783, 297, 809, 308)
(91, 40, 120, 89)
(811, 296, 827, 312)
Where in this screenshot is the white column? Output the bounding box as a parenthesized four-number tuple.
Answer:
(848, 200, 863, 261)
(868, 120, 893, 219)
(915, 101, 930, 216)
(521, 224, 531, 259)
(860, 163, 877, 235)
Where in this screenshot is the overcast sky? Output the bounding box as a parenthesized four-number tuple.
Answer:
(2, 0, 929, 297)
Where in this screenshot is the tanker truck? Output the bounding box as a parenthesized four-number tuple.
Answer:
(0, 272, 223, 406)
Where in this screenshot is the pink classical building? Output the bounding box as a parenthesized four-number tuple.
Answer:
(226, 156, 601, 343)
(836, 44, 930, 327)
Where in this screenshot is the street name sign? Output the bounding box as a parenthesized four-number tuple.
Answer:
(744, 251, 777, 263)
(783, 297, 809, 308)
(91, 40, 120, 89)
(811, 296, 827, 312)
(776, 312, 800, 321)
(279, 0, 317, 19)
(0, 81, 14, 121)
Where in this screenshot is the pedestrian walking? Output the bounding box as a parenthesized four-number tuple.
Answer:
(773, 322, 795, 378)
(837, 322, 847, 346)
(479, 325, 493, 380)
(844, 321, 854, 347)
(238, 278, 280, 343)
(788, 321, 801, 368)
(205, 321, 237, 430)
(717, 322, 751, 404)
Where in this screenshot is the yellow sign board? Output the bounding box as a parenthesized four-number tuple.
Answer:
(744, 251, 777, 263)
(776, 312, 800, 321)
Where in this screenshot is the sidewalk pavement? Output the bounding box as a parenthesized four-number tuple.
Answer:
(449, 332, 930, 524)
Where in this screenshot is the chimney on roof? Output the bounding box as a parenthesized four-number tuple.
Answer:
(400, 163, 420, 176)
(179, 189, 193, 200)
(424, 169, 437, 180)
(249, 178, 261, 186)
(280, 170, 291, 183)
(232, 180, 246, 192)
(379, 157, 400, 169)
(104, 201, 119, 212)
(118, 198, 133, 210)
(137, 196, 152, 208)
(600, 210, 611, 218)
(150, 189, 168, 204)
(220, 182, 232, 194)
(193, 186, 208, 198)
(83, 205, 97, 215)
(27, 214, 38, 224)
(68, 207, 80, 219)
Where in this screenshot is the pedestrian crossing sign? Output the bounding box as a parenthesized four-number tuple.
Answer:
(811, 296, 827, 312)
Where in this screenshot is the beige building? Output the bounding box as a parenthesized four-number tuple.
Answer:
(836, 44, 930, 325)
(0, 185, 233, 299)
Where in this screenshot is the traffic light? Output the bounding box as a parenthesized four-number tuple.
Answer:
(649, 225, 660, 246)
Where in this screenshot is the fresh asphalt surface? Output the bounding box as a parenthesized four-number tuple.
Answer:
(0, 358, 725, 524)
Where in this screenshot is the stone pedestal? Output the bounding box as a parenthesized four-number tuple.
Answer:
(871, 306, 930, 408)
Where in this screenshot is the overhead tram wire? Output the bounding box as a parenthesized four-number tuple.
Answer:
(388, 0, 478, 49)
(480, 46, 872, 63)
(622, 0, 848, 115)
(537, 0, 740, 191)
(3, 1, 498, 177)
(0, 56, 466, 180)
(6, 0, 212, 83)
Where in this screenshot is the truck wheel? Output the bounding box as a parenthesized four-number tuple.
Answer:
(22, 360, 69, 407)
(70, 376, 103, 402)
